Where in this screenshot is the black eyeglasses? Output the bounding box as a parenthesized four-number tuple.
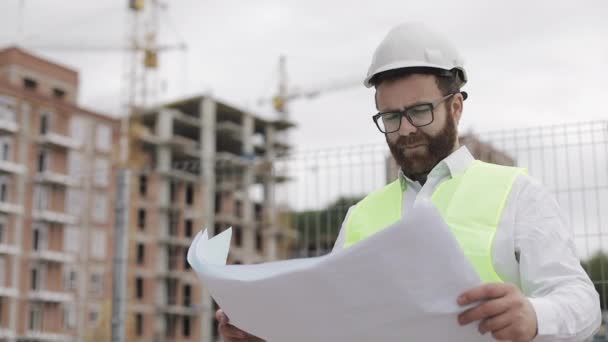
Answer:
(372, 93, 455, 133)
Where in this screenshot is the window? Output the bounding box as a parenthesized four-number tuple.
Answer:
(165, 315, 177, 338)
(66, 189, 83, 216)
(29, 303, 42, 330)
(63, 303, 76, 329)
(33, 185, 49, 210)
(169, 181, 177, 202)
(166, 279, 177, 305)
(89, 309, 99, 323)
(91, 194, 108, 223)
(214, 193, 221, 213)
(256, 230, 263, 252)
(235, 200, 242, 218)
(0, 176, 8, 202)
(0, 257, 5, 287)
(185, 183, 194, 205)
(136, 243, 145, 265)
(69, 116, 89, 146)
(64, 268, 77, 291)
(23, 77, 38, 90)
(184, 249, 190, 270)
(33, 224, 48, 251)
(67, 151, 83, 180)
(183, 284, 191, 307)
(90, 230, 107, 259)
(184, 219, 193, 238)
(168, 212, 179, 237)
(182, 316, 191, 337)
(90, 272, 103, 296)
(137, 209, 146, 230)
(135, 313, 143, 336)
(30, 267, 40, 290)
(39, 111, 50, 135)
(234, 226, 242, 247)
(0, 217, 5, 244)
(0, 95, 16, 122)
(139, 174, 147, 197)
(0, 137, 11, 161)
(95, 124, 111, 152)
(64, 227, 80, 253)
(135, 277, 144, 299)
(94, 158, 109, 187)
(52, 88, 66, 99)
(37, 149, 48, 173)
(167, 246, 178, 270)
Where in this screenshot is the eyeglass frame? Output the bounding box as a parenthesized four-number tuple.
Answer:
(372, 93, 456, 134)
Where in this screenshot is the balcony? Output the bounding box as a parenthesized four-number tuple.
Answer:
(157, 303, 200, 316)
(30, 249, 75, 263)
(32, 210, 77, 225)
(157, 235, 191, 247)
(24, 330, 74, 342)
(38, 132, 80, 150)
(0, 328, 15, 339)
(0, 201, 23, 215)
(0, 159, 26, 174)
(0, 120, 18, 134)
(216, 121, 242, 140)
(159, 168, 199, 183)
(0, 243, 19, 255)
(35, 170, 80, 187)
(0, 286, 18, 297)
(28, 289, 74, 303)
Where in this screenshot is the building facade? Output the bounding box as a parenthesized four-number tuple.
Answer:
(126, 96, 295, 341)
(0, 47, 119, 341)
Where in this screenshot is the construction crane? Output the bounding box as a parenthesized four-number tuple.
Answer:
(258, 55, 360, 120)
(20, 0, 187, 167)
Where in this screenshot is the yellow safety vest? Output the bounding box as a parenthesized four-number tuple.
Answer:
(344, 160, 526, 283)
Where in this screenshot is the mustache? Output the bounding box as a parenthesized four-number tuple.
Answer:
(393, 134, 428, 147)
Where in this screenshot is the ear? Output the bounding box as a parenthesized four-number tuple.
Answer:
(450, 93, 464, 125)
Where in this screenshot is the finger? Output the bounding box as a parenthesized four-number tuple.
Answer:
(216, 309, 229, 324)
(491, 324, 514, 341)
(478, 311, 512, 334)
(458, 283, 514, 305)
(219, 322, 247, 339)
(458, 296, 511, 325)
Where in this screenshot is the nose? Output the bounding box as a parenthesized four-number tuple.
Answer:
(397, 115, 417, 136)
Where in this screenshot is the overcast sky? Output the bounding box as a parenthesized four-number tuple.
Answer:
(0, 0, 607, 149)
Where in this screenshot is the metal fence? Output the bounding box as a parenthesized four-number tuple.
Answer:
(211, 120, 608, 340)
(269, 120, 608, 338)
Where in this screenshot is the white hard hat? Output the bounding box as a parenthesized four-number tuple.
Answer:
(364, 22, 467, 88)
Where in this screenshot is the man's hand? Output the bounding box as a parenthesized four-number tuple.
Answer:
(216, 309, 265, 342)
(457, 283, 538, 342)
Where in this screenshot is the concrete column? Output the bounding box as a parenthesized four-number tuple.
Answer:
(155, 109, 174, 338)
(199, 96, 216, 342)
(263, 124, 278, 260)
(241, 114, 255, 262)
(9, 101, 30, 341)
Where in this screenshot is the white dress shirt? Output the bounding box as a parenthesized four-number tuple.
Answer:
(332, 146, 601, 341)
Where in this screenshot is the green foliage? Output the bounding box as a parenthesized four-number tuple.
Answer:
(291, 196, 362, 244)
(582, 252, 608, 310)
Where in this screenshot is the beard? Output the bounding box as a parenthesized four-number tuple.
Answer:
(386, 113, 457, 181)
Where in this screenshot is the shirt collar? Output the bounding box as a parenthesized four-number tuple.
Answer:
(398, 145, 475, 190)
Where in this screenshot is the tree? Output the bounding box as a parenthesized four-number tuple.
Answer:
(291, 196, 363, 254)
(582, 252, 608, 310)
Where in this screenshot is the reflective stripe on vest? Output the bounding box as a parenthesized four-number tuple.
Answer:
(344, 160, 526, 283)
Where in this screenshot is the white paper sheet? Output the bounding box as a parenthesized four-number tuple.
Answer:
(187, 202, 494, 341)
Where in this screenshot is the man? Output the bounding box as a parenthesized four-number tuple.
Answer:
(217, 22, 601, 341)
